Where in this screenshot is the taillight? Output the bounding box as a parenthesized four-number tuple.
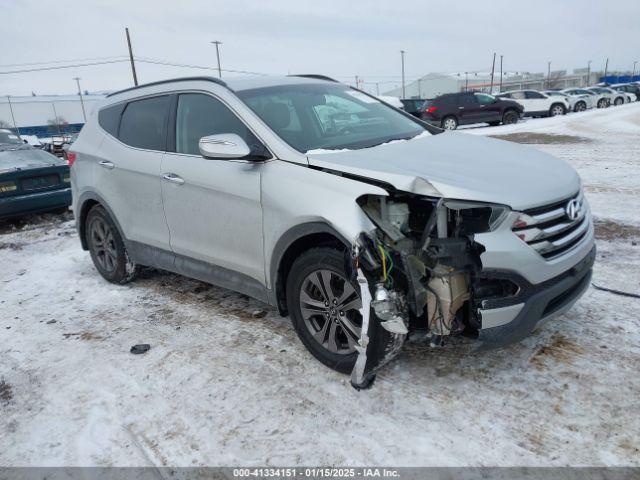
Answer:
(67, 152, 77, 167)
(426, 106, 438, 114)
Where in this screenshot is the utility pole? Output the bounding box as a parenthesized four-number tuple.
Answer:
(586, 60, 592, 87)
(125, 27, 138, 86)
(547, 61, 551, 89)
(490, 52, 496, 93)
(211, 40, 223, 78)
(417, 79, 421, 98)
(375, 82, 380, 95)
(632, 61, 637, 79)
(604, 58, 609, 79)
(499, 55, 503, 92)
(6, 96, 20, 136)
(51, 103, 62, 136)
(73, 77, 87, 123)
(400, 50, 406, 99)
(355, 75, 359, 89)
(464, 72, 469, 92)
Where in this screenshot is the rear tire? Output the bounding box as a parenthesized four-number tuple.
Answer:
(85, 205, 138, 284)
(502, 110, 519, 125)
(597, 98, 607, 108)
(441, 116, 458, 130)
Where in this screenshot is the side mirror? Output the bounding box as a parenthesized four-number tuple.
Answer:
(199, 134, 250, 159)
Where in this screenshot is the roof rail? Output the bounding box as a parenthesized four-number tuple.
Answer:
(106, 76, 229, 98)
(288, 74, 339, 83)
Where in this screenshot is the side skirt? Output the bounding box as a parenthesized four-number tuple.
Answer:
(126, 240, 272, 305)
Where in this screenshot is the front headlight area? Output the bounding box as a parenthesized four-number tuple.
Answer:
(354, 193, 510, 339)
(349, 192, 510, 387)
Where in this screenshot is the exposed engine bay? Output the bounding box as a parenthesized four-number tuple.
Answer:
(348, 192, 501, 389)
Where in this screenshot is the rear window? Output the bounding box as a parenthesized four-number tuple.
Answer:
(98, 103, 125, 137)
(118, 95, 170, 150)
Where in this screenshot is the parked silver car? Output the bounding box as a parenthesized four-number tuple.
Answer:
(70, 76, 595, 388)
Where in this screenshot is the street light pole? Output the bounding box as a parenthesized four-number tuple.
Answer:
(633, 61, 638, 79)
(490, 52, 496, 93)
(6, 96, 20, 136)
(400, 50, 406, 99)
(604, 57, 609, 79)
(73, 77, 87, 123)
(547, 61, 551, 89)
(499, 55, 503, 92)
(211, 40, 223, 78)
(586, 60, 592, 87)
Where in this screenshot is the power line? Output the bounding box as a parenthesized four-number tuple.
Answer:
(135, 57, 269, 76)
(0, 55, 127, 69)
(0, 59, 130, 75)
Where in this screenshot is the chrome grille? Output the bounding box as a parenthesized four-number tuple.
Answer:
(513, 191, 590, 260)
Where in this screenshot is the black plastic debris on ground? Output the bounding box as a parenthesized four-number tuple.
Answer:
(130, 344, 151, 355)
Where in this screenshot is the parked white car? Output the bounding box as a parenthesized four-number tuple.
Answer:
(562, 88, 609, 109)
(587, 87, 618, 107)
(496, 90, 569, 117)
(601, 87, 630, 105)
(543, 90, 593, 112)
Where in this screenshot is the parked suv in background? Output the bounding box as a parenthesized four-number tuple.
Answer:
(611, 83, 640, 101)
(562, 88, 608, 109)
(70, 76, 595, 388)
(421, 92, 522, 130)
(544, 90, 593, 112)
(496, 90, 569, 117)
(400, 98, 428, 118)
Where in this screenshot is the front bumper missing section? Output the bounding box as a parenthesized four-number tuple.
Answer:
(477, 245, 596, 348)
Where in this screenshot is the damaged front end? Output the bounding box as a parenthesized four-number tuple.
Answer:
(349, 192, 508, 389)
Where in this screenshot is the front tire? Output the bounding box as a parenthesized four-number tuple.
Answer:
(614, 97, 624, 106)
(85, 205, 138, 284)
(441, 116, 458, 130)
(502, 110, 519, 125)
(549, 103, 566, 116)
(574, 101, 586, 112)
(597, 98, 607, 108)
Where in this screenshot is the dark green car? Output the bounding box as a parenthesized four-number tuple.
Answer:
(0, 129, 71, 219)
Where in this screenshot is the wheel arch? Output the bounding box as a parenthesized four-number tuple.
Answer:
(77, 192, 126, 251)
(270, 222, 352, 316)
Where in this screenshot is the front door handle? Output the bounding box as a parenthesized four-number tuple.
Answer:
(162, 173, 185, 185)
(98, 160, 115, 169)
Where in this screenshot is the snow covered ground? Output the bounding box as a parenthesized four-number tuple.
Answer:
(1, 104, 639, 467)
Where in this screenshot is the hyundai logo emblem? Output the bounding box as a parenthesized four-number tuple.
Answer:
(565, 199, 581, 221)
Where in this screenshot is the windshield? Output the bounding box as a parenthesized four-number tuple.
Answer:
(0, 131, 23, 145)
(236, 83, 429, 153)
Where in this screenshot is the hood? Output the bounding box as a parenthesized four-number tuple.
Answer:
(306, 132, 580, 211)
(0, 145, 64, 172)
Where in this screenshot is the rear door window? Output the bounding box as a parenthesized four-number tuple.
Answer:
(98, 103, 125, 137)
(118, 95, 170, 150)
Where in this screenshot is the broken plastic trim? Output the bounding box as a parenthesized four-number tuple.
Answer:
(350, 267, 375, 390)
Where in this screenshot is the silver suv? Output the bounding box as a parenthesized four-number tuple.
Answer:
(70, 76, 595, 388)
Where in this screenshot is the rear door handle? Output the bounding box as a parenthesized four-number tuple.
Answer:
(98, 160, 115, 169)
(162, 173, 185, 185)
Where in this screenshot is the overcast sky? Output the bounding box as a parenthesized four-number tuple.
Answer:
(2, 0, 639, 96)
